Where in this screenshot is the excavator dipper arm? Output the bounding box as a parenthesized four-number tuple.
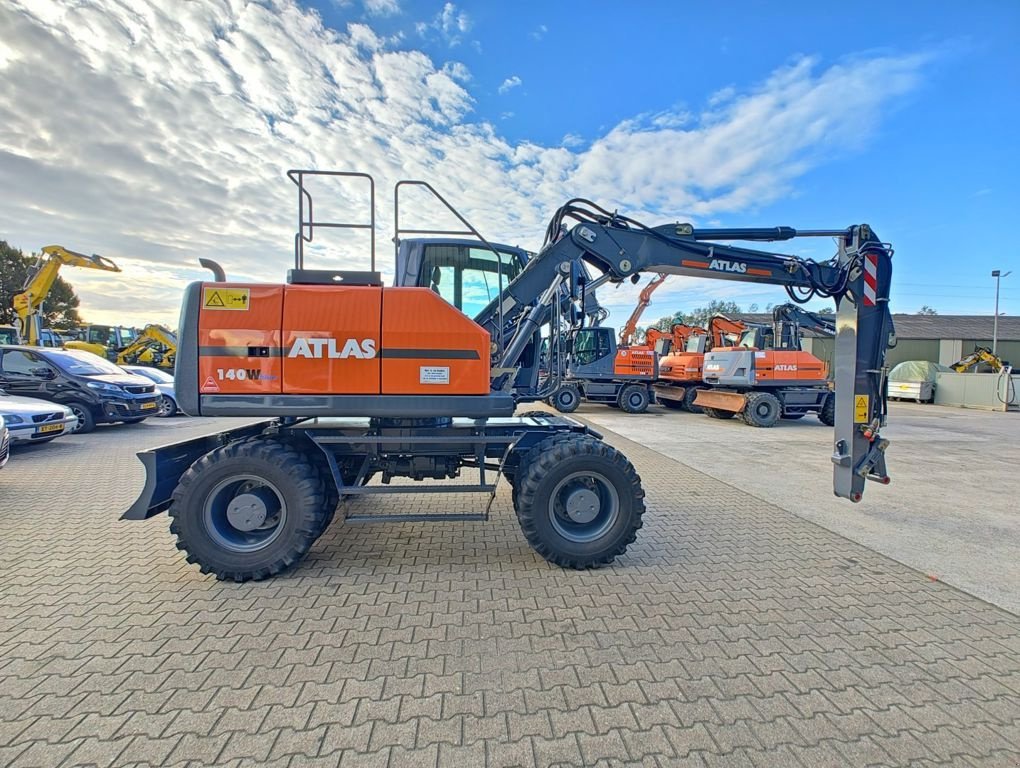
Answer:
(476, 204, 894, 503)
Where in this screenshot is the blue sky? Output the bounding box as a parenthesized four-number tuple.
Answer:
(310, 0, 1020, 316)
(1, 0, 1017, 324)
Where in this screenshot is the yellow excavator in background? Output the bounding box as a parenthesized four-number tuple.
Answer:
(951, 346, 1010, 373)
(115, 324, 178, 370)
(12, 245, 122, 347)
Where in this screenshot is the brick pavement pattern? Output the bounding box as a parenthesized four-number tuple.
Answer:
(1, 415, 1019, 767)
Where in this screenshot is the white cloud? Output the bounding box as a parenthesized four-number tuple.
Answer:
(363, 0, 400, 16)
(530, 24, 548, 41)
(0, 1, 927, 326)
(498, 75, 522, 95)
(416, 2, 471, 47)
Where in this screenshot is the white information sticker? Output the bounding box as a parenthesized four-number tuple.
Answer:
(419, 366, 450, 385)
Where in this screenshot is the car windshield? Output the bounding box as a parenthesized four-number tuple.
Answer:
(47, 349, 125, 376)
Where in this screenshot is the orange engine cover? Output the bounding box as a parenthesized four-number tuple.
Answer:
(657, 351, 704, 383)
(197, 284, 490, 396)
(613, 345, 656, 377)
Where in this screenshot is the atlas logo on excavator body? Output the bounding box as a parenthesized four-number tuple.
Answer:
(288, 337, 377, 359)
(708, 259, 748, 274)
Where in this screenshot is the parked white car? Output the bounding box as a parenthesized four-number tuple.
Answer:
(119, 366, 179, 417)
(0, 388, 79, 444)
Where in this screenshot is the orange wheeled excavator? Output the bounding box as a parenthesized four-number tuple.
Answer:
(693, 304, 838, 426)
(124, 172, 895, 582)
(548, 272, 668, 414)
(653, 314, 753, 412)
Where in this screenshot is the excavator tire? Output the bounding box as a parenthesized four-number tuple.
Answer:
(551, 384, 581, 413)
(169, 438, 328, 582)
(618, 383, 650, 414)
(510, 431, 585, 509)
(818, 393, 835, 426)
(741, 391, 782, 427)
(659, 398, 685, 410)
(514, 434, 645, 569)
(683, 386, 705, 414)
(703, 407, 736, 420)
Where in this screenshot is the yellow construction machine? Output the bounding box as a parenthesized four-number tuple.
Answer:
(115, 324, 178, 369)
(12, 245, 121, 347)
(951, 346, 1010, 373)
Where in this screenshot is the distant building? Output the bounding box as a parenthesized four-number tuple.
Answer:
(731, 314, 1020, 369)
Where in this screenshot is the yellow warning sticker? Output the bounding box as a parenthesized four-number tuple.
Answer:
(854, 394, 869, 423)
(203, 287, 250, 311)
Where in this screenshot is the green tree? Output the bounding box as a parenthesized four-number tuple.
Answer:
(816, 307, 835, 315)
(0, 241, 82, 329)
(686, 300, 743, 329)
(918, 305, 938, 315)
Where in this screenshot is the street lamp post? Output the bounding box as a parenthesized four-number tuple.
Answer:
(992, 270, 1011, 355)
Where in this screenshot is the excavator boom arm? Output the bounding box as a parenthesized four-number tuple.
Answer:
(476, 206, 894, 503)
(618, 272, 668, 346)
(12, 245, 121, 345)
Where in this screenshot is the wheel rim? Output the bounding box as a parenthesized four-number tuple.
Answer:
(158, 398, 173, 416)
(203, 474, 288, 553)
(559, 390, 577, 408)
(627, 391, 644, 409)
(70, 405, 87, 432)
(755, 400, 776, 419)
(548, 471, 620, 543)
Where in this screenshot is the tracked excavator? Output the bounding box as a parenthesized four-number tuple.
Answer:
(653, 314, 755, 412)
(123, 171, 895, 582)
(693, 304, 838, 426)
(549, 273, 668, 414)
(11, 246, 121, 346)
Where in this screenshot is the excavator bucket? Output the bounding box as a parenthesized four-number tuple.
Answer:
(692, 388, 747, 413)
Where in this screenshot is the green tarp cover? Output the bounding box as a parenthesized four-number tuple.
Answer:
(889, 360, 951, 383)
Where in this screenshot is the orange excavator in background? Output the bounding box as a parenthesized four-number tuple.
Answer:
(692, 304, 837, 426)
(653, 314, 754, 412)
(549, 273, 668, 414)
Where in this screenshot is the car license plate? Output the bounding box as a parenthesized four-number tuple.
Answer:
(141, 401, 158, 410)
(38, 423, 64, 434)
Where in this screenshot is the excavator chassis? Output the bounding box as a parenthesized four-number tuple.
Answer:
(124, 414, 647, 580)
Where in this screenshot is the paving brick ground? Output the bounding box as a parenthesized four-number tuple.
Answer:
(1, 415, 1019, 767)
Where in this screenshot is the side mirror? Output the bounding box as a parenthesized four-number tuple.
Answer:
(29, 367, 56, 379)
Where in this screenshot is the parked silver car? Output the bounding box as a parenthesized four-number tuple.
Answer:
(0, 388, 79, 444)
(119, 366, 179, 417)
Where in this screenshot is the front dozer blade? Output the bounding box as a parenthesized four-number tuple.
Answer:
(692, 389, 747, 413)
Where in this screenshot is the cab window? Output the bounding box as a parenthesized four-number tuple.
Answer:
(419, 245, 524, 318)
(572, 329, 612, 367)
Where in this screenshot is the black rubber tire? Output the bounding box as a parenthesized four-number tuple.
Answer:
(514, 434, 645, 569)
(659, 397, 685, 410)
(157, 397, 178, 418)
(683, 386, 704, 414)
(509, 432, 583, 510)
(66, 401, 96, 434)
(169, 438, 328, 581)
(818, 393, 835, 426)
(703, 407, 737, 420)
(551, 384, 581, 413)
(742, 391, 782, 428)
(781, 413, 805, 420)
(617, 383, 650, 414)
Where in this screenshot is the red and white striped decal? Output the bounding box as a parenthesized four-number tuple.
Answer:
(862, 251, 879, 307)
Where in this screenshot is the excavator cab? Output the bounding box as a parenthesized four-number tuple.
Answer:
(395, 238, 528, 316)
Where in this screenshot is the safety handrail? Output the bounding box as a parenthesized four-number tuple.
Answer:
(287, 170, 376, 271)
